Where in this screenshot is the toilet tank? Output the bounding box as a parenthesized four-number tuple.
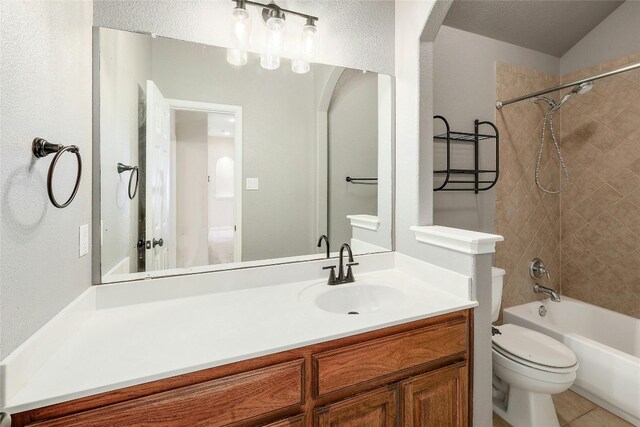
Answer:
(491, 267, 506, 323)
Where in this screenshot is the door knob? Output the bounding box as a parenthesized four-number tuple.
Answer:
(153, 238, 164, 248)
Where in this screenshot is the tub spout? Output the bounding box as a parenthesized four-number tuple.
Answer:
(534, 283, 561, 302)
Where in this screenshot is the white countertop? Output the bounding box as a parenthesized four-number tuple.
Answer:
(1, 253, 476, 414)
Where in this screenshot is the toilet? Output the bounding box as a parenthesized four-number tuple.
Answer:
(491, 268, 579, 427)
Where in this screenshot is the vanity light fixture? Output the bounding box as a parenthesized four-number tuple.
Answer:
(226, 0, 319, 73)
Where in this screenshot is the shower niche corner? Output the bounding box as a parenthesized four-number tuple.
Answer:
(433, 115, 500, 194)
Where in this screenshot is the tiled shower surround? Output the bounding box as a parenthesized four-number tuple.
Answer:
(495, 62, 561, 312)
(496, 54, 640, 318)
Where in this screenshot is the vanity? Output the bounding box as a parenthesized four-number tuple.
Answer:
(2, 253, 476, 426)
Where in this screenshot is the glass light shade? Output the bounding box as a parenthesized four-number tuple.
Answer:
(291, 23, 316, 74)
(227, 48, 248, 66)
(260, 16, 285, 70)
(300, 24, 317, 60)
(227, 7, 251, 66)
(291, 58, 310, 74)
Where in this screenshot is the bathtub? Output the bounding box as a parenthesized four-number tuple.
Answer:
(503, 297, 640, 426)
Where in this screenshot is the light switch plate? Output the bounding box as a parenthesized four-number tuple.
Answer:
(246, 178, 259, 190)
(79, 224, 89, 257)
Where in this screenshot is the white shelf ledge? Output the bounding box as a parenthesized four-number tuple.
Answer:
(347, 214, 380, 231)
(410, 225, 503, 254)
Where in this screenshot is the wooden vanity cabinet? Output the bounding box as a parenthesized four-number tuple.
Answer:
(11, 309, 472, 427)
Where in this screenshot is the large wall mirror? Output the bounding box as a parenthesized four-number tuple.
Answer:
(96, 28, 394, 283)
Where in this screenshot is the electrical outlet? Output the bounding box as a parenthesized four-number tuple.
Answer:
(246, 178, 259, 190)
(79, 224, 89, 257)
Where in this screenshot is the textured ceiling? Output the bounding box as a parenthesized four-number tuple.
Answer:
(443, 0, 625, 57)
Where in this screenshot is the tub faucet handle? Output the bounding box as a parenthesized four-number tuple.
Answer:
(529, 258, 550, 280)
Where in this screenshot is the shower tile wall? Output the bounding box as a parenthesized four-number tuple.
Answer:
(559, 53, 640, 318)
(495, 62, 561, 311)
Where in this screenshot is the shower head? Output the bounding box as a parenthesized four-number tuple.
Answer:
(572, 81, 594, 95)
(555, 81, 594, 110)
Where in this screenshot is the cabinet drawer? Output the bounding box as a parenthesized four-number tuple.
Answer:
(263, 414, 305, 427)
(31, 359, 304, 427)
(313, 318, 467, 396)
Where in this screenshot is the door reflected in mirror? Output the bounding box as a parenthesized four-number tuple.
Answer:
(98, 28, 393, 283)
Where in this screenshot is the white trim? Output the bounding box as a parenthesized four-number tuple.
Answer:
(315, 67, 345, 240)
(103, 257, 131, 278)
(209, 226, 234, 232)
(347, 214, 381, 231)
(409, 225, 503, 254)
(168, 99, 243, 263)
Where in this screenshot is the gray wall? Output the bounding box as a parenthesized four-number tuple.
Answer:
(560, 0, 640, 75)
(432, 25, 559, 233)
(99, 29, 151, 275)
(175, 111, 210, 268)
(328, 70, 378, 246)
(207, 136, 235, 229)
(150, 37, 318, 261)
(0, 1, 93, 359)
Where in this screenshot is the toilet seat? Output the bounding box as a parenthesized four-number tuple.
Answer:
(492, 345, 578, 374)
(492, 324, 578, 373)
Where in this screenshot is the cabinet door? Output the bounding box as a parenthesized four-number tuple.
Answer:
(400, 363, 468, 427)
(314, 385, 398, 427)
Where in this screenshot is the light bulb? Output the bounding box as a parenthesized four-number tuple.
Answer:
(300, 23, 317, 59)
(291, 22, 317, 74)
(292, 58, 310, 74)
(260, 15, 285, 70)
(227, 6, 251, 66)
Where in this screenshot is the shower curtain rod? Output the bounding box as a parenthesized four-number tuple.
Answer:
(495, 61, 640, 110)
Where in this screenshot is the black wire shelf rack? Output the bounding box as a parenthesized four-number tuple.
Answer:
(433, 115, 500, 194)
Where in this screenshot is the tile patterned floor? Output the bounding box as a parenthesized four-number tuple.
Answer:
(493, 390, 634, 427)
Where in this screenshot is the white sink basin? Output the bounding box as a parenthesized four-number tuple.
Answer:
(300, 280, 408, 315)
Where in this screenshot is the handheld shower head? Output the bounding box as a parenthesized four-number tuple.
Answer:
(556, 81, 594, 110)
(573, 81, 594, 95)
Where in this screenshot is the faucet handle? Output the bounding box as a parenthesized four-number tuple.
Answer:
(323, 265, 337, 286)
(345, 262, 359, 281)
(529, 258, 550, 280)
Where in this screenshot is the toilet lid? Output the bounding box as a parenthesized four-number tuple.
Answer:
(492, 324, 577, 368)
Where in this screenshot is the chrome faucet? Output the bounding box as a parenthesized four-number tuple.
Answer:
(322, 243, 359, 285)
(534, 284, 561, 302)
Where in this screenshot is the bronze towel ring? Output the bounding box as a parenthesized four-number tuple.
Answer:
(117, 163, 139, 200)
(32, 138, 82, 209)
